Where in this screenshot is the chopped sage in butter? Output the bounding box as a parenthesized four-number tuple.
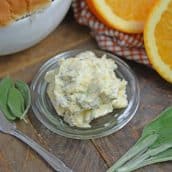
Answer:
(0, 77, 30, 121)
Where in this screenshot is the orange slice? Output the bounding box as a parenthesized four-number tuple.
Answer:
(86, 0, 157, 33)
(144, 0, 172, 83)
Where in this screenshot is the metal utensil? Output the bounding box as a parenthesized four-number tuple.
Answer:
(0, 110, 72, 172)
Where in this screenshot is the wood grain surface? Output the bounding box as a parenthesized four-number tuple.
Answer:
(0, 11, 172, 172)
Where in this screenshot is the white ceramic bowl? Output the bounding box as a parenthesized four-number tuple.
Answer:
(0, 0, 72, 56)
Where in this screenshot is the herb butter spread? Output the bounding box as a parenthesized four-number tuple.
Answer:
(45, 51, 128, 128)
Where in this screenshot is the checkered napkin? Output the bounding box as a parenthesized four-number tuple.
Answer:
(72, 0, 150, 66)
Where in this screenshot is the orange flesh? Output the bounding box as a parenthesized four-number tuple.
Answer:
(155, 1, 172, 69)
(105, 0, 157, 21)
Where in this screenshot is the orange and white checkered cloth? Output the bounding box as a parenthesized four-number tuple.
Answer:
(72, 0, 150, 66)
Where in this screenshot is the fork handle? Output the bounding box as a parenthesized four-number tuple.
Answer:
(10, 129, 72, 172)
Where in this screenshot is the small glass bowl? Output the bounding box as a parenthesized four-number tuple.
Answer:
(30, 49, 140, 139)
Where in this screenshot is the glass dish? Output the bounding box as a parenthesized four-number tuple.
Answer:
(30, 49, 140, 139)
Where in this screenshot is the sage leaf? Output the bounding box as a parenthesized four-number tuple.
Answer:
(142, 107, 172, 149)
(15, 80, 31, 119)
(7, 86, 25, 118)
(0, 77, 16, 120)
(15, 80, 30, 107)
(124, 148, 172, 172)
(107, 107, 172, 172)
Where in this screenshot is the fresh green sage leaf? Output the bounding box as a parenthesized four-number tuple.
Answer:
(15, 80, 30, 107)
(0, 77, 16, 120)
(145, 148, 172, 164)
(107, 107, 172, 172)
(7, 86, 25, 118)
(127, 148, 172, 172)
(0, 103, 16, 121)
(15, 80, 31, 119)
(142, 107, 172, 149)
(0, 77, 13, 104)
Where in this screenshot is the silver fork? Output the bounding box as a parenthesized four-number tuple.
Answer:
(0, 110, 73, 172)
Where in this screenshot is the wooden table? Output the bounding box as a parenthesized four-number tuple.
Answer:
(0, 11, 172, 172)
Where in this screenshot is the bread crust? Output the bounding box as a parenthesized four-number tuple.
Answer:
(0, 0, 51, 26)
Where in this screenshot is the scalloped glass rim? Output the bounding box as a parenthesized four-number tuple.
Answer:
(30, 49, 140, 139)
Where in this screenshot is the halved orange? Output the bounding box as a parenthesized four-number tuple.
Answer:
(144, 0, 172, 83)
(86, 0, 157, 33)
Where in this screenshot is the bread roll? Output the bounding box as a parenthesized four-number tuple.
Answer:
(0, 0, 51, 26)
